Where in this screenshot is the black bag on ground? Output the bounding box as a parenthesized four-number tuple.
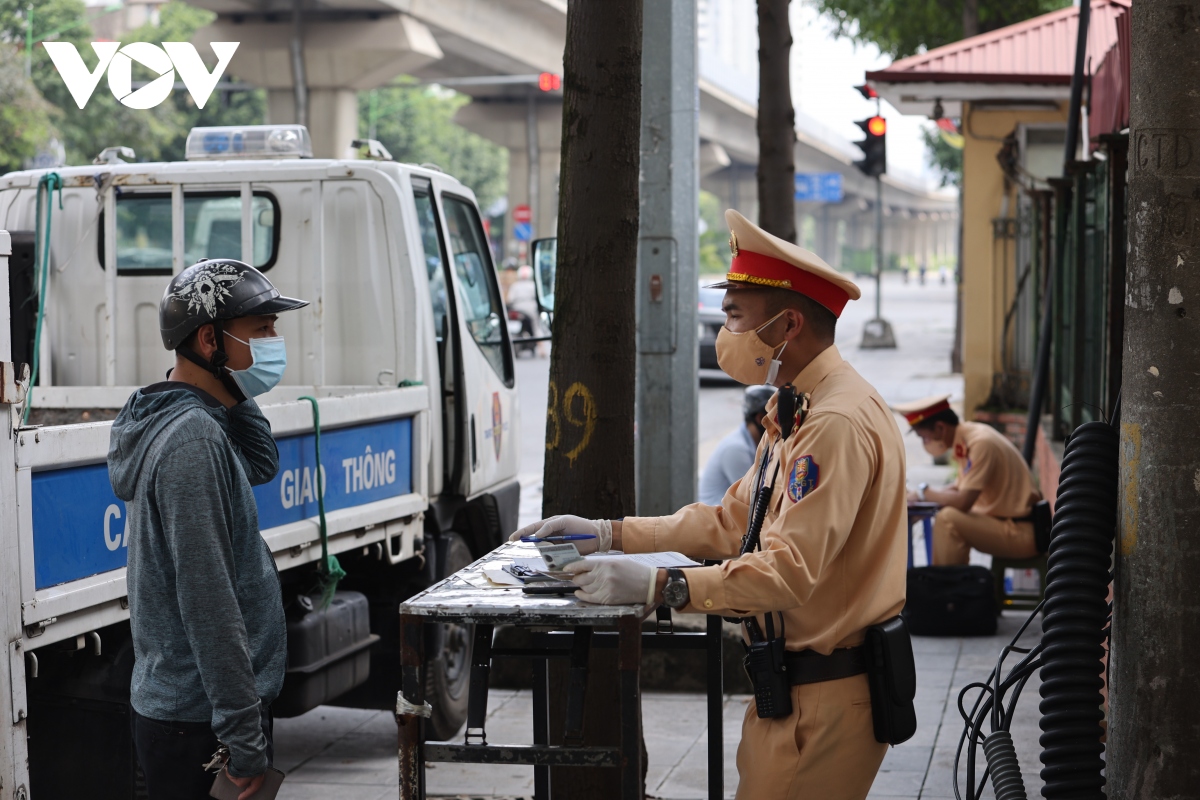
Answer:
(902, 566, 997, 636)
(864, 616, 917, 745)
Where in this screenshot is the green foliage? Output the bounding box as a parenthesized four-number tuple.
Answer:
(698, 189, 730, 277)
(814, 0, 1072, 59)
(922, 126, 962, 187)
(0, 43, 57, 173)
(362, 79, 508, 210)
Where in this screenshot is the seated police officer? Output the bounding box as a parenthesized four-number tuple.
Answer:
(515, 210, 910, 800)
(895, 395, 1043, 565)
(109, 259, 306, 799)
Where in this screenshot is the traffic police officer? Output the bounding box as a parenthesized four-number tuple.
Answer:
(515, 210, 909, 800)
(895, 395, 1042, 565)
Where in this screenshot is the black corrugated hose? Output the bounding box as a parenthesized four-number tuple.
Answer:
(953, 408, 1118, 800)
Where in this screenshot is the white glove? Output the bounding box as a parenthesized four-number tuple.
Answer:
(564, 558, 656, 606)
(509, 515, 612, 554)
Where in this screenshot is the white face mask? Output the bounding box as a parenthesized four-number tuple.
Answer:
(715, 310, 788, 386)
(224, 332, 286, 397)
(923, 438, 949, 458)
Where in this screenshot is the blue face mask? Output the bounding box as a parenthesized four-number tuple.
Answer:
(224, 332, 287, 397)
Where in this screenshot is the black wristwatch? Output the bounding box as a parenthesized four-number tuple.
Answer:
(662, 568, 690, 610)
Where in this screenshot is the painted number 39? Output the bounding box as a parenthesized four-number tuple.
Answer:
(546, 381, 596, 465)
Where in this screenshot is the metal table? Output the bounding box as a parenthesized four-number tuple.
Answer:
(396, 541, 725, 800)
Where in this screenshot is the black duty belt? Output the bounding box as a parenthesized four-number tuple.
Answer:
(784, 645, 868, 686)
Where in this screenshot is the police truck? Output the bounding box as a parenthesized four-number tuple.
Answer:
(0, 124, 523, 798)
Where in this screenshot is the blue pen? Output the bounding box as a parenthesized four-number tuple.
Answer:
(520, 534, 598, 543)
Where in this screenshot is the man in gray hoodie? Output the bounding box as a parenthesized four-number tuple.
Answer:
(109, 259, 307, 799)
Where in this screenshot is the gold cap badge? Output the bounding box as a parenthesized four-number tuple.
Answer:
(729, 231, 739, 257)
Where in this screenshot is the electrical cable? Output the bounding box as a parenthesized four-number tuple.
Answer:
(299, 395, 346, 608)
(953, 414, 1117, 800)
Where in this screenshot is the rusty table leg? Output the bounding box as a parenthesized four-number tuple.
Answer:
(617, 615, 643, 800)
(397, 613, 427, 800)
(532, 655, 551, 800)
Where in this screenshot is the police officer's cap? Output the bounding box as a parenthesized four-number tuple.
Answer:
(159, 258, 308, 351)
(708, 210, 861, 318)
(891, 394, 954, 428)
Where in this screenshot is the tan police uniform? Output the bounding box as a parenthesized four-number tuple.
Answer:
(934, 421, 1041, 564)
(620, 211, 908, 800)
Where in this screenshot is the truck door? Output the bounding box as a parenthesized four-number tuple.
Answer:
(411, 182, 518, 497)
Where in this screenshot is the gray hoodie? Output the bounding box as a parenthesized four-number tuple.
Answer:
(109, 382, 286, 777)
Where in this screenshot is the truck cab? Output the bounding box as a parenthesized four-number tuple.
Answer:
(0, 125, 521, 797)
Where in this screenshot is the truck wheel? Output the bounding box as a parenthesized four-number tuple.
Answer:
(425, 532, 473, 740)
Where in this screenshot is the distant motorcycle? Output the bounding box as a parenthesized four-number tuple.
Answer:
(508, 309, 537, 356)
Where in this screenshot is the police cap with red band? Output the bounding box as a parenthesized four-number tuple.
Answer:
(891, 394, 954, 428)
(707, 209, 861, 317)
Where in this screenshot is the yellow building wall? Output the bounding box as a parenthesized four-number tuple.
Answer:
(960, 102, 1068, 417)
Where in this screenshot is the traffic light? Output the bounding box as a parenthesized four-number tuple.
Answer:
(538, 72, 561, 91)
(854, 115, 887, 177)
(854, 83, 877, 100)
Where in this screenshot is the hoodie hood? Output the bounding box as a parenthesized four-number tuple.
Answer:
(108, 385, 225, 501)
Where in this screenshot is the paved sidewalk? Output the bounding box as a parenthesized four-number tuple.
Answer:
(272, 610, 1045, 799)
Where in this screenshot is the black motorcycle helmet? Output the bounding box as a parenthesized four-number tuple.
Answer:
(743, 384, 776, 422)
(160, 258, 307, 398)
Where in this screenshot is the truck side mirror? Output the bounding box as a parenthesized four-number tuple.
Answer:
(531, 237, 556, 315)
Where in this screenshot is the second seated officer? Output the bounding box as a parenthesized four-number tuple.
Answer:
(514, 210, 909, 800)
(894, 395, 1043, 565)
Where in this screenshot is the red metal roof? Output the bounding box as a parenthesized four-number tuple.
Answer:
(866, 0, 1130, 85)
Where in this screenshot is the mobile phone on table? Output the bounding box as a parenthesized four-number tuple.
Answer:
(522, 581, 579, 595)
(210, 767, 285, 800)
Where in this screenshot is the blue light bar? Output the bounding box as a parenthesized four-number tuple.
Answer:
(185, 125, 313, 160)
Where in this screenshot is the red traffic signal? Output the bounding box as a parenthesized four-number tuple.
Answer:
(854, 116, 887, 178)
(855, 83, 878, 100)
(538, 72, 561, 91)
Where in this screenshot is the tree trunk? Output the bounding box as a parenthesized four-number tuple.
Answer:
(1111, 3, 1200, 797)
(962, 0, 979, 38)
(543, 1, 643, 797)
(756, 0, 796, 242)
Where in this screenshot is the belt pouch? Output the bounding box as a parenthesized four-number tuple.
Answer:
(743, 637, 793, 719)
(864, 616, 917, 745)
(1031, 500, 1053, 553)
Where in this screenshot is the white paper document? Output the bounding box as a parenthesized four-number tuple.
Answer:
(586, 552, 702, 568)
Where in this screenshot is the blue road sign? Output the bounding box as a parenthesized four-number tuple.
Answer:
(794, 173, 844, 203)
(513, 222, 533, 241)
(31, 417, 413, 589)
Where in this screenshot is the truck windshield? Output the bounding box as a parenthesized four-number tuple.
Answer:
(99, 192, 279, 274)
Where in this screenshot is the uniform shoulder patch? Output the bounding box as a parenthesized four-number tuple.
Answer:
(787, 455, 820, 502)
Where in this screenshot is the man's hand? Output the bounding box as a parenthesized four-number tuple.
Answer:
(509, 515, 612, 554)
(564, 558, 655, 605)
(906, 490, 921, 504)
(225, 769, 265, 800)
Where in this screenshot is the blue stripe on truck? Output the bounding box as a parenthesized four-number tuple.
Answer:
(31, 417, 413, 590)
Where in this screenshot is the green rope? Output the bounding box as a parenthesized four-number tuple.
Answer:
(23, 172, 63, 425)
(299, 396, 345, 609)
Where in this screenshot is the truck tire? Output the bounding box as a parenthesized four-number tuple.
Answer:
(425, 531, 473, 740)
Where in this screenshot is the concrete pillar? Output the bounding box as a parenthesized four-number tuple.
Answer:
(456, 98, 563, 261)
(195, 14, 443, 158)
(268, 88, 358, 160)
(636, 0, 698, 515)
(1112, 4, 1200, 796)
